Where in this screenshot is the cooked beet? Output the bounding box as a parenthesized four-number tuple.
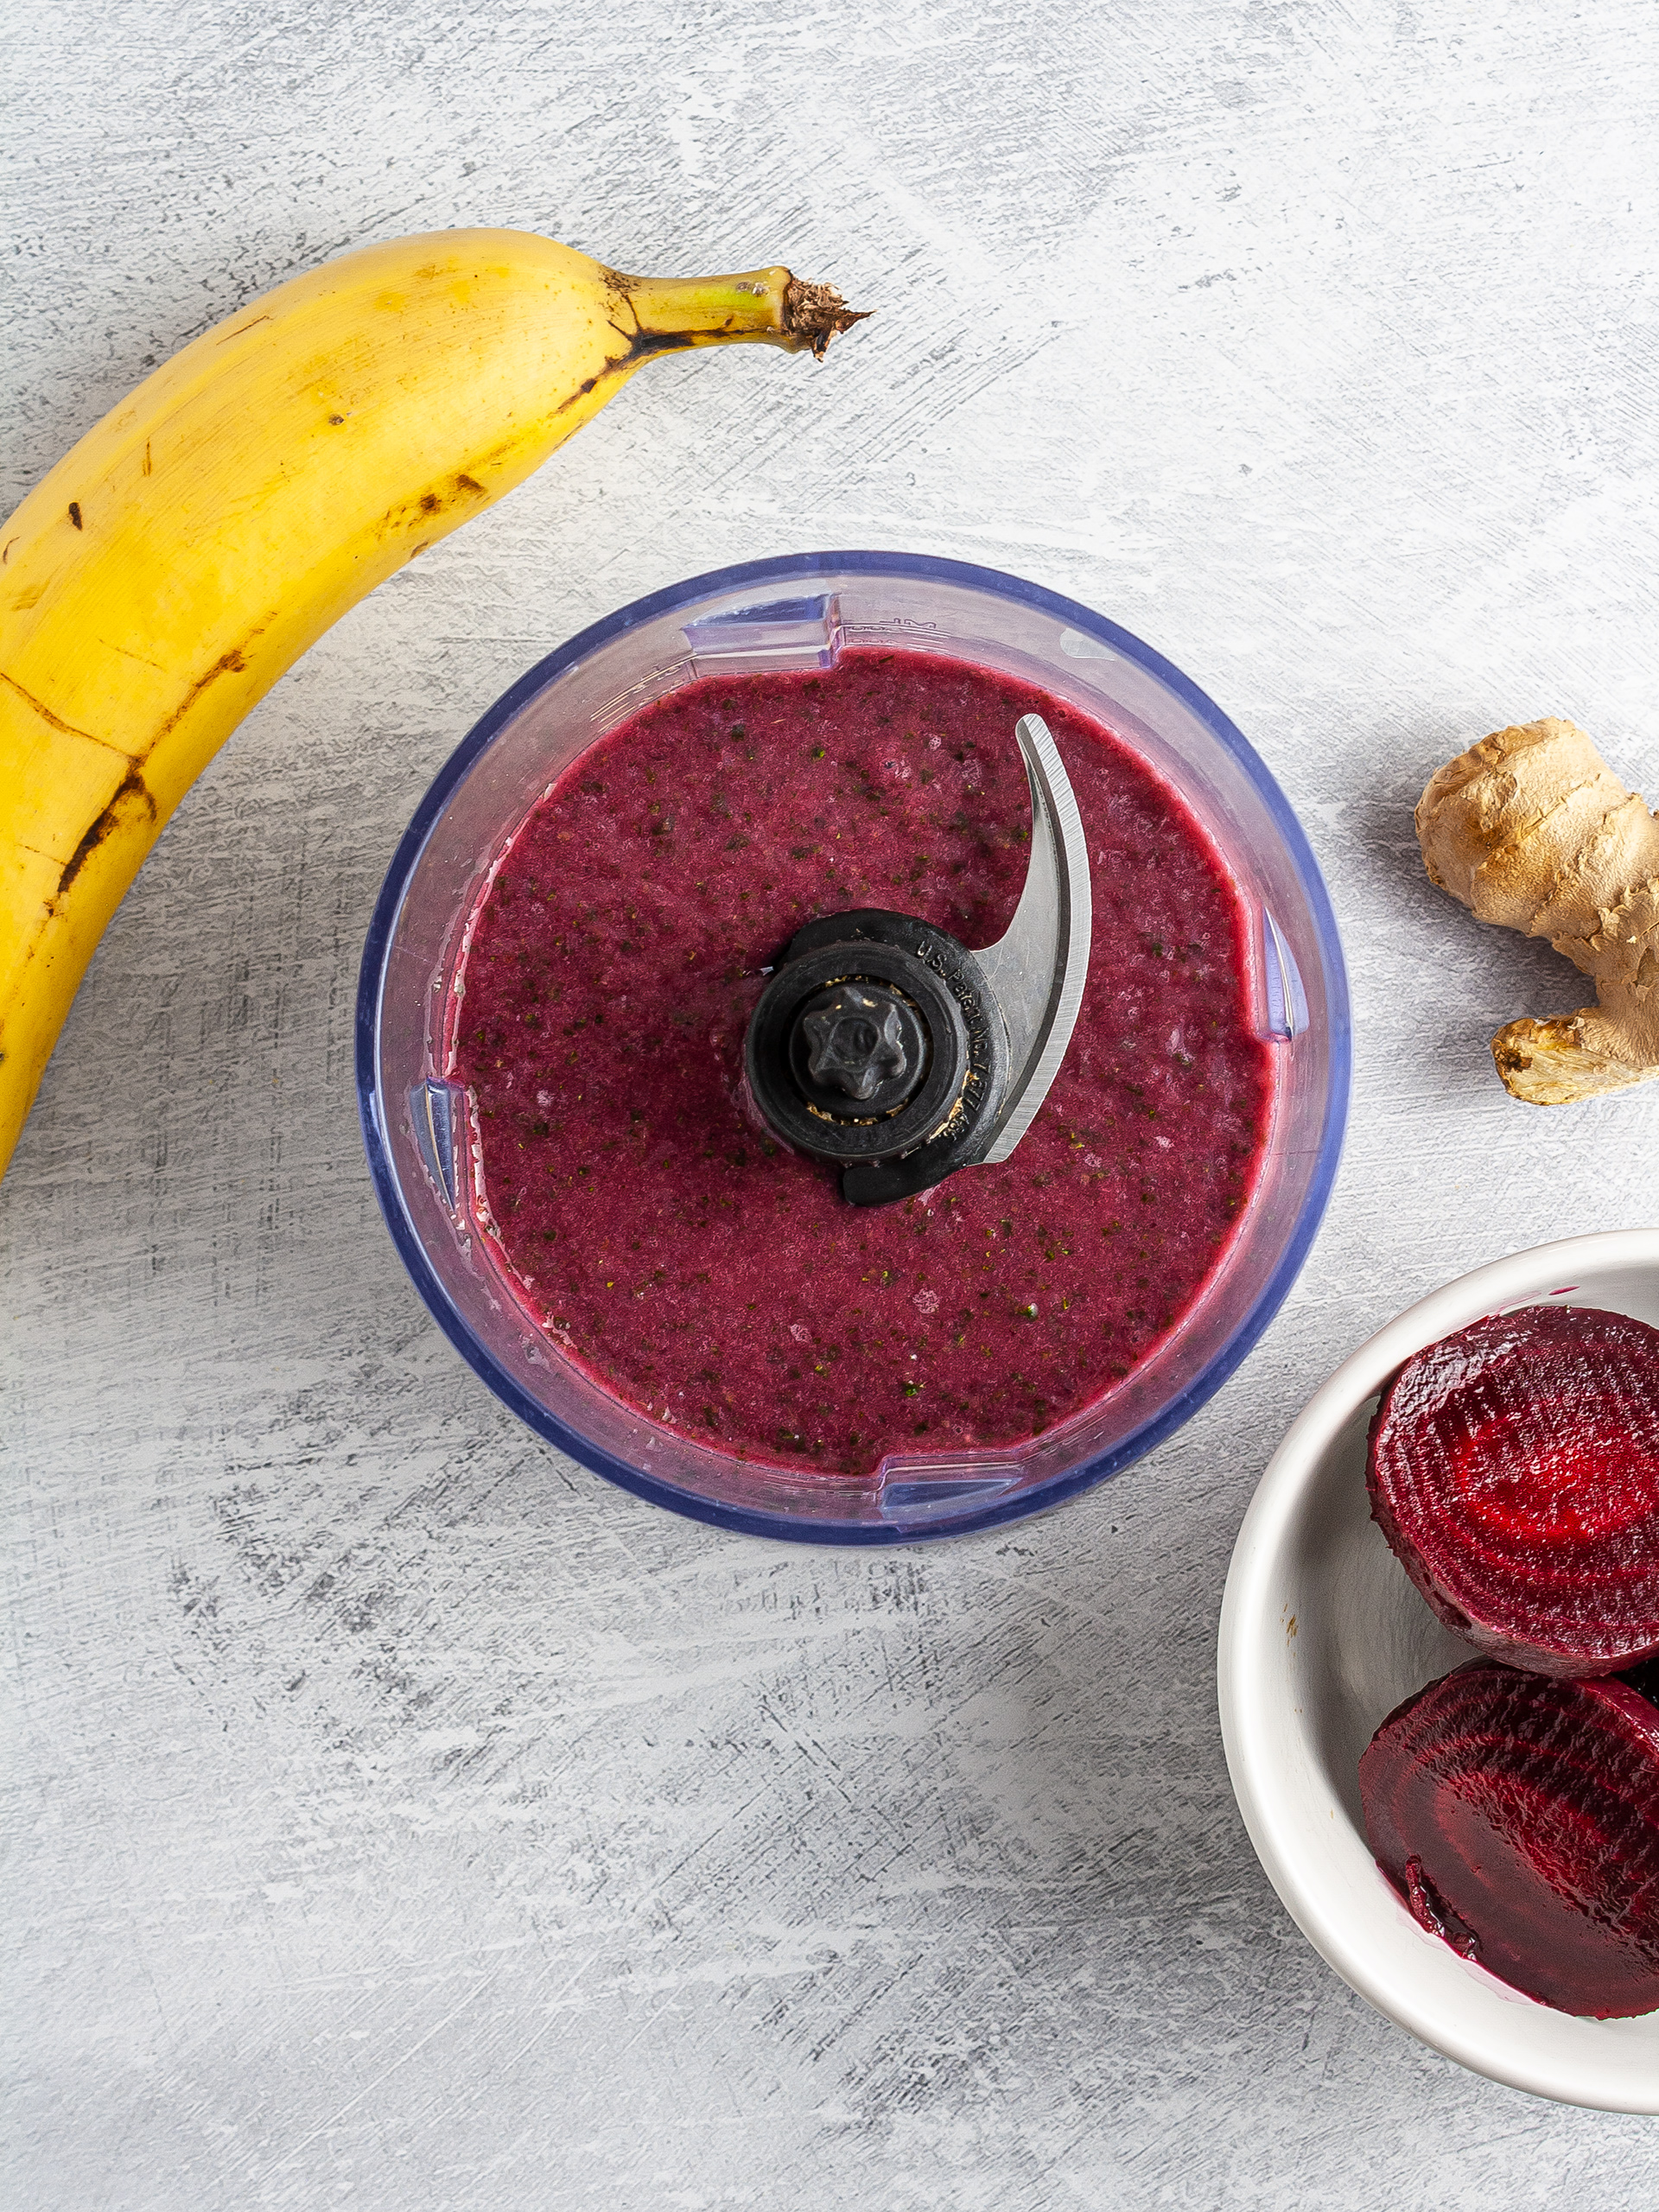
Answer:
(1367, 1304, 1659, 1676)
(1360, 1660, 1659, 2017)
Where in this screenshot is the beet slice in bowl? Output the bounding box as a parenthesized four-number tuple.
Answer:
(1360, 1660, 1659, 2018)
(1367, 1304, 1659, 1676)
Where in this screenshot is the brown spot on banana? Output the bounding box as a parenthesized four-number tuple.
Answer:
(381, 473, 494, 537)
(68, 502, 83, 530)
(54, 768, 157, 902)
(556, 372, 604, 413)
(1, 670, 133, 755)
(103, 639, 169, 675)
(554, 332, 691, 419)
(140, 630, 268, 757)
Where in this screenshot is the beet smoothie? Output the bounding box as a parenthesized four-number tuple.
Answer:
(451, 648, 1273, 1474)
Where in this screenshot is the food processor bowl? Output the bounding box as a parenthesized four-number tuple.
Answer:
(357, 552, 1350, 1542)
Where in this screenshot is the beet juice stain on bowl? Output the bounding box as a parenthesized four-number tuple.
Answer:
(448, 647, 1274, 1475)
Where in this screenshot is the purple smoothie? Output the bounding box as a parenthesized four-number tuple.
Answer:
(451, 648, 1274, 1474)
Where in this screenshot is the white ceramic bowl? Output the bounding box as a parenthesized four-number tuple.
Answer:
(1218, 1229, 1659, 2110)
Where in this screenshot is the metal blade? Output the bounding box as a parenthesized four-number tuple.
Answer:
(974, 714, 1093, 1162)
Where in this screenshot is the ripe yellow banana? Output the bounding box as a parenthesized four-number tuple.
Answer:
(0, 228, 864, 1182)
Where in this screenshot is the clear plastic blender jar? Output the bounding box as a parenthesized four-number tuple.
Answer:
(357, 552, 1350, 1542)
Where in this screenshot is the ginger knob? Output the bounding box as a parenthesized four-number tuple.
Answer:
(1416, 716, 1659, 1103)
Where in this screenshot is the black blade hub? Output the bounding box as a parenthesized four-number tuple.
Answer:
(745, 909, 1011, 1206)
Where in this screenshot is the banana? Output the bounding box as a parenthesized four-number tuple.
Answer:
(0, 229, 864, 1182)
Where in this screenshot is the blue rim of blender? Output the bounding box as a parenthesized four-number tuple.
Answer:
(356, 550, 1352, 1545)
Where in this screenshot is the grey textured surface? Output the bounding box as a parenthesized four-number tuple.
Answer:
(5, 1, 1659, 2203)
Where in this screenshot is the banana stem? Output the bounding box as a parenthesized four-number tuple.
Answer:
(613, 266, 870, 359)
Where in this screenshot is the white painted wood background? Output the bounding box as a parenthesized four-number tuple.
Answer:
(6, 2, 1658, 2203)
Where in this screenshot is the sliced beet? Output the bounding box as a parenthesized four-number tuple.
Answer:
(1360, 1659, 1659, 2018)
(1367, 1304, 1659, 1676)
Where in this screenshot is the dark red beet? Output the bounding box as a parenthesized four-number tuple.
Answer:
(1360, 1660, 1659, 2018)
(1367, 1304, 1659, 1676)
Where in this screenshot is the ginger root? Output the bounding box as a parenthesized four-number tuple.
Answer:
(1416, 716, 1659, 1103)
